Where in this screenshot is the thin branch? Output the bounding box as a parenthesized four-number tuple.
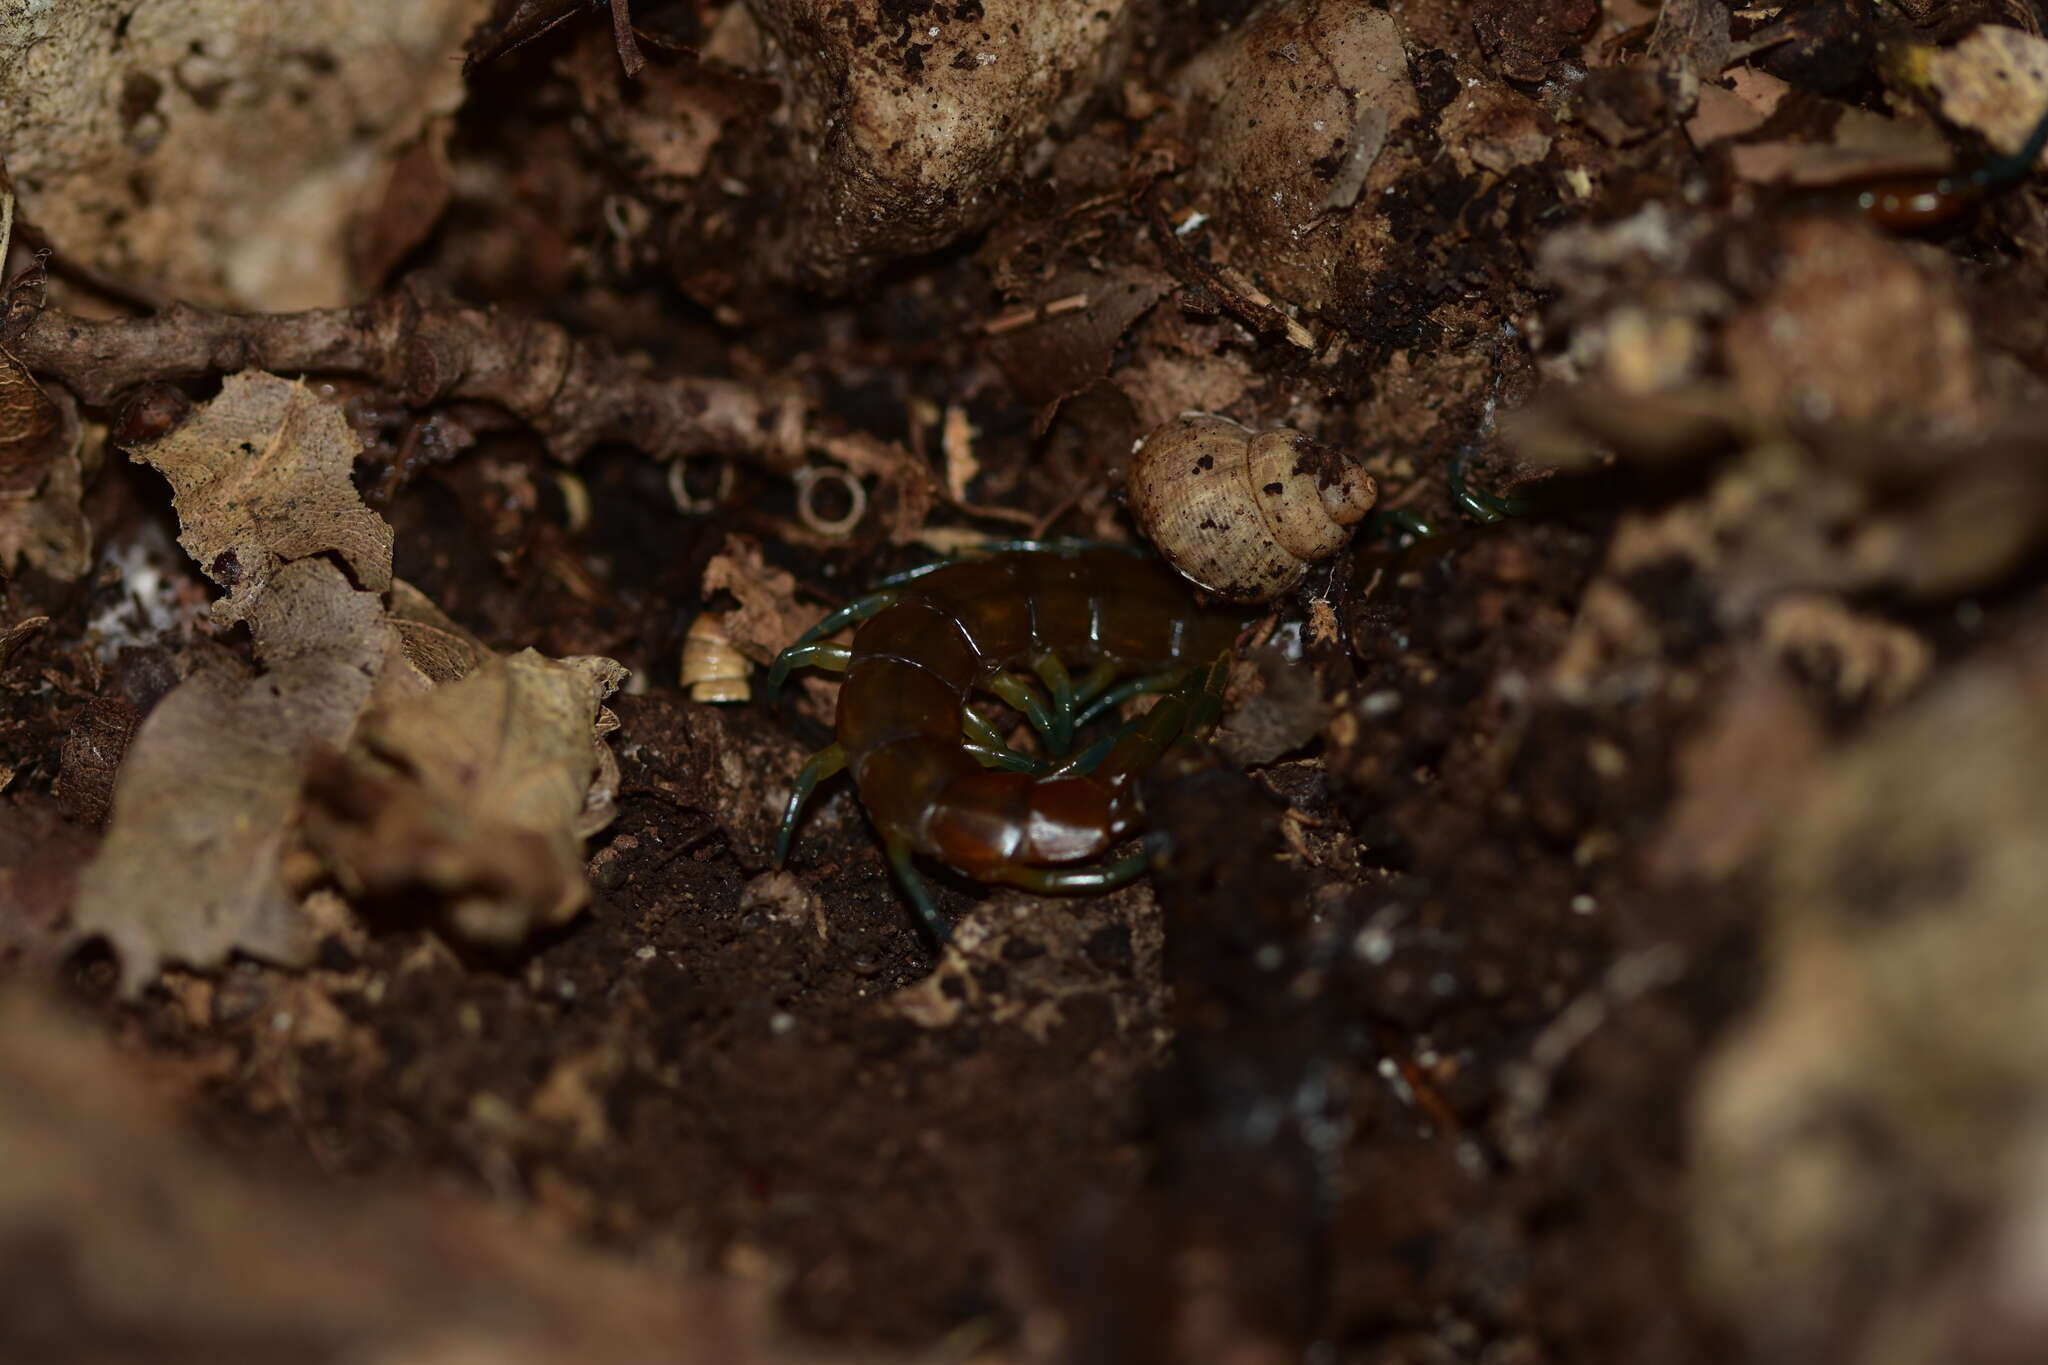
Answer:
(7, 280, 809, 467)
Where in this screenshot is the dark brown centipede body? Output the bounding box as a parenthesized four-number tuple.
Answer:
(769, 543, 1254, 941)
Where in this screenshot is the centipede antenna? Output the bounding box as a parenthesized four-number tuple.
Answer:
(765, 591, 899, 692)
(774, 743, 847, 867)
(885, 838, 951, 945)
(987, 673, 1061, 751)
(1003, 850, 1150, 895)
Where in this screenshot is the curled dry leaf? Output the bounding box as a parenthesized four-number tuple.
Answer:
(125, 371, 394, 623)
(302, 650, 629, 945)
(72, 558, 402, 995)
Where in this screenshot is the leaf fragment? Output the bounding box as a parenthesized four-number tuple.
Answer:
(73, 559, 401, 994)
(302, 650, 629, 944)
(125, 370, 393, 623)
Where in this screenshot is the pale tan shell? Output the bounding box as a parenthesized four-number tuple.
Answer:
(1125, 414, 1377, 602)
(680, 613, 751, 703)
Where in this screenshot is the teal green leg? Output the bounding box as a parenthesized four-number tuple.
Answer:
(1029, 650, 1076, 754)
(1449, 446, 1528, 524)
(1072, 658, 1119, 709)
(1073, 669, 1186, 731)
(885, 837, 951, 945)
(765, 643, 851, 691)
(964, 743, 1043, 773)
(765, 590, 899, 692)
(774, 743, 847, 867)
(1370, 507, 1438, 542)
(987, 673, 1061, 753)
(1045, 729, 1120, 779)
(961, 707, 1047, 774)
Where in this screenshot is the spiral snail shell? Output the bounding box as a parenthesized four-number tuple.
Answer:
(1125, 414, 1378, 603)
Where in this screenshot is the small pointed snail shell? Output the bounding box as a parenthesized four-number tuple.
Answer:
(680, 612, 752, 703)
(1126, 414, 1378, 603)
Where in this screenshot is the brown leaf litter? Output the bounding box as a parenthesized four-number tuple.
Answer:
(72, 372, 627, 992)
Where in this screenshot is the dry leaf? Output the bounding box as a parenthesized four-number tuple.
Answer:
(1920, 23, 2048, 167)
(302, 650, 628, 944)
(73, 558, 401, 995)
(127, 371, 393, 623)
(385, 577, 490, 687)
(700, 535, 811, 663)
(0, 344, 91, 578)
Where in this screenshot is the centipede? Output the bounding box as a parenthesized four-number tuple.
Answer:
(767, 541, 1254, 943)
(1799, 98, 2048, 232)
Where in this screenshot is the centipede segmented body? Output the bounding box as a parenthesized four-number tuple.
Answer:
(1802, 99, 2048, 231)
(768, 541, 1254, 942)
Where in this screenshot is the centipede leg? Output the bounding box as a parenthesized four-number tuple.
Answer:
(1003, 850, 1150, 895)
(1369, 507, 1439, 543)
(767, 643, 852, 687)
(986, 673, 1062, 753)
(961, 707, 1048, 773)
(885, 837, 951, 945)
(964, 743, 1043, 773)
(1072, 659, 1120, 709)
(1448, 445, 1528, 524)
(1028, 650, 1076, 754)
(765, 590, 901, 692)
(1072, 669, 1187, 731)
(774, 742, 847, 867)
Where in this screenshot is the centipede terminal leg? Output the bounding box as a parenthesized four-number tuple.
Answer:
(775, 742, 847, 867)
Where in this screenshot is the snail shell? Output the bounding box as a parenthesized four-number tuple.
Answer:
(1126, 414, 1378, 603)
(680, 612, 751, 703)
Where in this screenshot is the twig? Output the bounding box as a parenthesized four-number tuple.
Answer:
(7, 279, 808, 467)
(1138, 183, 1315, 350)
